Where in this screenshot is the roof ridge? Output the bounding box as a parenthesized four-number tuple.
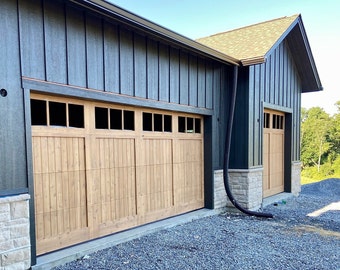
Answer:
(197, 14, 300, 40)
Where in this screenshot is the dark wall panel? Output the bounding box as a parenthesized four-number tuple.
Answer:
(17, 0, 227, 111)
(44, 0, 67, 84)
(205, 62, 214, 110)
(189, 55, 198, 107)
(120, 29, 134, 95)
(86, 15, 104, 90)
(66, 5, 86, 87)
(147, 39, 159, 100)
(169, 47, 180, 104)
(0, 0, 27, 194)
(197, 58, 206, 108)
(19, 0, 45, 80)
(159, 43, 170, 102)
(104, 21, 120, 93)
(134, 33, 147, 98)
(179, 51, 189, 105)
(247, 40, 302, 167)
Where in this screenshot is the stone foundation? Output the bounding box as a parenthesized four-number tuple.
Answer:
(291, 161, 302, 195)
(0, 194, 31, 270)
(214, 167, 263, 211)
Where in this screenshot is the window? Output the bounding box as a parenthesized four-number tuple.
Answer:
(178, 116, 201, 133)
(95, 107, 135, 131)
(264, 112, 270, 128)
(31, 99, 47, 125)
(31, 99, 84, 128)
(142, 112, 172, 132)
(273, 114, 284, 130)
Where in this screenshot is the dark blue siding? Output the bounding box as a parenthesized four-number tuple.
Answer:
(0, 0, 27, 194)
(231, 40, 302, 169)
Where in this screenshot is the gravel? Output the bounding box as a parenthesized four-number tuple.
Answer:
(53, 179, 340, 270)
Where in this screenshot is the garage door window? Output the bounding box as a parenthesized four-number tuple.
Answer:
(143, 112, 172, 132)
(178, 116, 201, 133)
(31, 99, 84, 128)
(95, 107, 134, 130)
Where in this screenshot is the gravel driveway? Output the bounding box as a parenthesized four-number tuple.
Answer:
(53, 179, 340, 270)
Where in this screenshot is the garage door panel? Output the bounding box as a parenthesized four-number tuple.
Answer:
(32, 136, 89, 254)
(94, 137, 137, 223)
(139, 139, 174, 213)
(31, 94, 204, 254)
(174, 139, 204, 207)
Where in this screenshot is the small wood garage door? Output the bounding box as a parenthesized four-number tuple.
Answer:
(31, 93, 204, 255)
(263, 109, 285, 198)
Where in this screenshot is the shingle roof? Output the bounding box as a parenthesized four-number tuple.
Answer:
(196, 15, 299, 66)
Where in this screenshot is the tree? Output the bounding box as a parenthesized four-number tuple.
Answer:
(301, 107, 331, 172)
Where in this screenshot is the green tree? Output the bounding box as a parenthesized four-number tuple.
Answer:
(301, 107, 331, 172)
(327, 101, 340, 164)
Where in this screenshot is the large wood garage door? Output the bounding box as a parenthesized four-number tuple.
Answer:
(31, 94, 204, 254)
(263, 109, 285, 198)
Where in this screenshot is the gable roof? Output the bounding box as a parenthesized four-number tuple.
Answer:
(197, 14, 323, 92)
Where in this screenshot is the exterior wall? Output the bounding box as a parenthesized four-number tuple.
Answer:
(0, 194, 31, 270)
(0, 0, 27, 196)
(214, 168, 263, 211)
(19, 0, 222, 112)
(230, 40, 302, 169)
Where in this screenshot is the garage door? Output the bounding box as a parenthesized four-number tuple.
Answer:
(263, 109, 285, 198)
(31, 93, 204, 254)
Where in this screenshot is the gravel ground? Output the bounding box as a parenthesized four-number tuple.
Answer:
(54, 179, 340, 270)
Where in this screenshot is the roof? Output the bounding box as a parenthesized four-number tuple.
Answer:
(197, 15, 323, 92)
(69, 0, 239, 65)
(197, 15, 299, 65)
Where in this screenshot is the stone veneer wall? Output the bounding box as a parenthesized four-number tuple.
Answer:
(214, 167, 263, 211)
(0, 194, 31, 270)
(291, 161, 302, 195)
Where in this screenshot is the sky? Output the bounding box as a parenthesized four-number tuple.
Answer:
(108, 0, 340, 115)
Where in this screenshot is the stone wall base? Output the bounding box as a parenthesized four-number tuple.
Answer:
(214, 162, 302, 212)
(291, 161, 302, 196)
(214, 167, 263, 211)
(0, 194, 31, 270)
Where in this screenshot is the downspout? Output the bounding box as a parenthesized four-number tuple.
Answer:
(223, 66, 273, 218)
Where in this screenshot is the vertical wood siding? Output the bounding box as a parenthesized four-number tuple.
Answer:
(18, 0, 221, 110)
(247, 41, 301, 167)
(0, 0, 27, 194)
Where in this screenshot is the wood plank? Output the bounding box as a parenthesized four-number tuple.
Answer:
(18, 0, 45, 79)
(134, 33, 147, 98)
(104, 22, 120, 93)
(86, 15, 104, 90)
(120, 29, 134, 95)
(44, 0, 67, 84)
(66, 5, 86, 87)
(159, 43, 170, 102)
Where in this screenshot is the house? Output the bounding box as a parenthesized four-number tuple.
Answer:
(0, 0, 321, 268)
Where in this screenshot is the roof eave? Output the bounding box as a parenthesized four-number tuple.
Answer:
(69, 0, 240, 66)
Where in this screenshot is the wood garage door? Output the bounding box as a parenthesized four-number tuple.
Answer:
(263, 109, 285, 198)
(31, 93, 204, 254)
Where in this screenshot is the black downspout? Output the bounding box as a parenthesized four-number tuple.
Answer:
(223, 66, 273, 218)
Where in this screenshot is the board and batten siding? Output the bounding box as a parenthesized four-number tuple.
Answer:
(230, 40, 302, 169)
(0, 0, 28, 196)
(19, 0, 219, 111)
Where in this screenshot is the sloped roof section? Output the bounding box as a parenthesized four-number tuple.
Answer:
(197, 14, 323, 92)
(197, 15, 299, 65)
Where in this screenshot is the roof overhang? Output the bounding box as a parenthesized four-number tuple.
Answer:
(68, 0, 240, 66)
(260, 15, 323, 92)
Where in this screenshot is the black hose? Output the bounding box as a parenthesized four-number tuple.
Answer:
(223, 66, 273, 218)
